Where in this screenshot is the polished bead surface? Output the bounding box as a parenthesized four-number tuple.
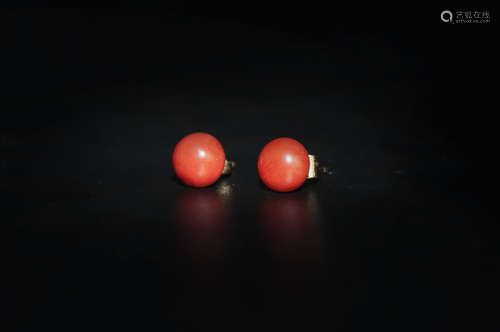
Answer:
(173, 132, 226, 188)
(258, 137, 310, 192)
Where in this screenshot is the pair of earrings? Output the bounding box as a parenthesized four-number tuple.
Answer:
(173, 132, 324, 192)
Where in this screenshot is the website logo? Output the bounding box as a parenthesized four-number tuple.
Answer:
(441, 10, 491, 24)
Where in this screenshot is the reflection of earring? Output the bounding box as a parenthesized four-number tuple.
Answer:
(173, 132, 235, 188)
(258, 137, 323, 192)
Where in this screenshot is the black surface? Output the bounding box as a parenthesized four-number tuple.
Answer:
(3, 7, 497, 331)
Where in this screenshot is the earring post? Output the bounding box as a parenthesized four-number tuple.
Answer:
(307, 155, 332, 179)
(222, 160, 236, 175)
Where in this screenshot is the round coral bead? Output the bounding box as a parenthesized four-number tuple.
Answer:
(257, 137, 310, 192)
(173, 132, 226, 188)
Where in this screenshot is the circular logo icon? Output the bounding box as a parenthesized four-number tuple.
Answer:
(441, 10, 453, 23)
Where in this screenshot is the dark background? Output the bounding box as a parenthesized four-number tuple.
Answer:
(2, 6, 496, 331)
